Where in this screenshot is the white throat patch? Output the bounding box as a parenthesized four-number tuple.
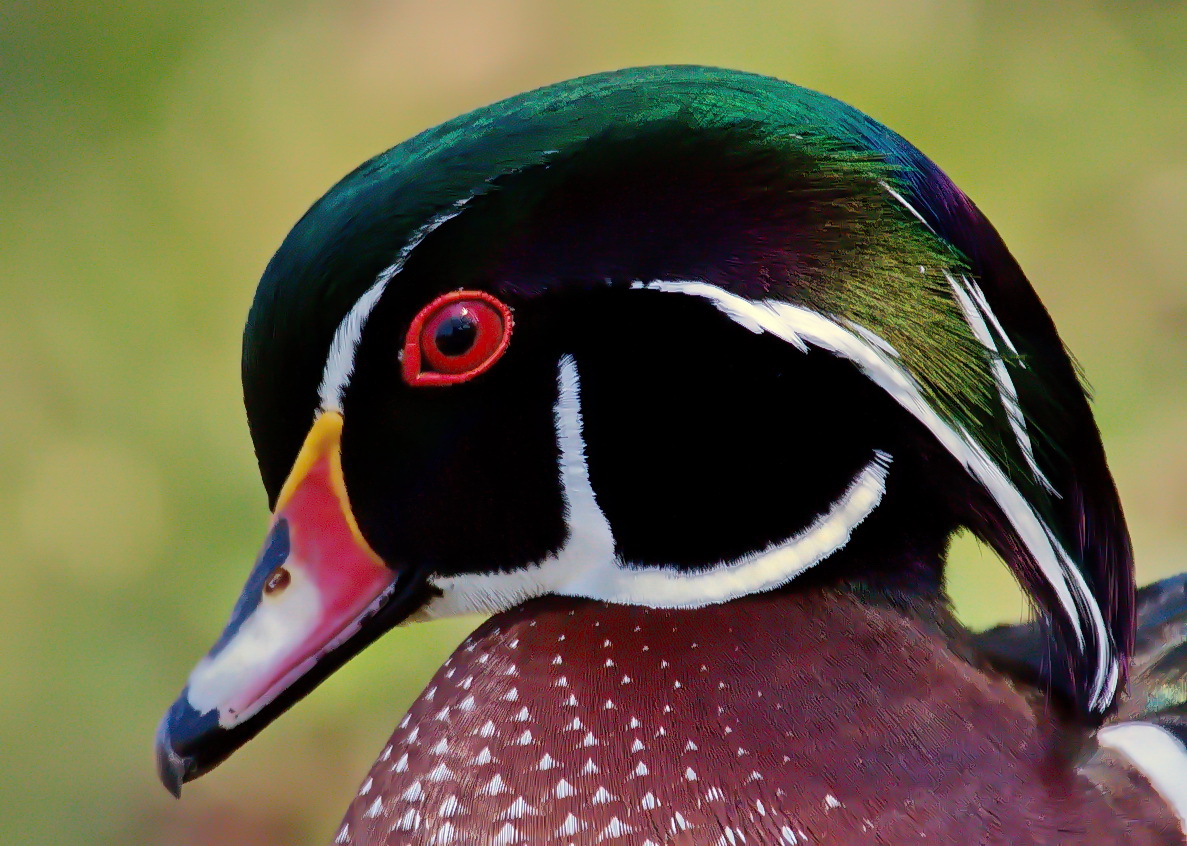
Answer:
(422, 354, 892, 617)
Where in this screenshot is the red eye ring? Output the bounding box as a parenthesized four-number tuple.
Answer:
(402, 290, 513, 387)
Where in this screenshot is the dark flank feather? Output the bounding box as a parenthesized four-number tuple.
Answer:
(979, 573, 1187, 727)
(1119, 574, 1187, 729)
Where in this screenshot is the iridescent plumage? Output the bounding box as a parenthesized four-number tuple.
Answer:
(158, 67, 1182, 844)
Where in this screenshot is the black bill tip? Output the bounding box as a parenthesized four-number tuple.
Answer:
(155, 709, 193, 798)
(153, 573, 433, 796)
(155, 688, 223, 797)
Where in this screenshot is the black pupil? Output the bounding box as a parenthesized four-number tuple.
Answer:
(434, 312, 478, 356)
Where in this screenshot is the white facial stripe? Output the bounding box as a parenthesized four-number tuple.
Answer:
(421, 355, 891, 618)
(1097, 722, 1187, 833)
(635, 279, 1116, 712)
(946, 271, 1054, 493)
(552, 353, 619, 578)
(879, 180, 935, 233)
(317, 198, 473, 412)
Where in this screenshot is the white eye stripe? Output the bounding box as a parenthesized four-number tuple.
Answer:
(635, 278, 1116, 713)
(317, 197, 473, 413)
(881, 183, 1049, 491)
(946, 270, 1054, 494)
(880, 183, 1114, 708)
(317, 154, 564, 413)
(879, 180, 934, 233)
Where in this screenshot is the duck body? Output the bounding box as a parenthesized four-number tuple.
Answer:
(340, 589, 1178, 845)
(154, 66, 1187, 843)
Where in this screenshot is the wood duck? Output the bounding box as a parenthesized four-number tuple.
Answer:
(156, 66, 1187, 844)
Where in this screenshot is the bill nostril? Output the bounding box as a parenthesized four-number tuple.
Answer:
(263, 566, 291, 595)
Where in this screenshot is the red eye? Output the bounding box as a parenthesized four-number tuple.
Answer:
(402, 290, 513, 386)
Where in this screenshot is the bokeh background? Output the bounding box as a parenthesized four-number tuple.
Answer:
(2, 1, 1184, 843)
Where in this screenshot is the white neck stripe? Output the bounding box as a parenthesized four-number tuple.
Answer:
(317, 198, 472, 412)
(561, 449, 893, 607)
(635, 279, 1115, 712)
(421, 355, 892, 617)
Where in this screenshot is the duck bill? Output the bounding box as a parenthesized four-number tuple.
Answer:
(156, 411, 426, 796)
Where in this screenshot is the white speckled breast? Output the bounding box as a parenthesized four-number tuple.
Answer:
(335, 592, 1165, 845)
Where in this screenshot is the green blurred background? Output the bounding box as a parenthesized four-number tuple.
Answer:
(2, 1, 1184, 843)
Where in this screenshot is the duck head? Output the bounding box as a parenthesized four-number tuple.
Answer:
(157, 66, 1133, 795)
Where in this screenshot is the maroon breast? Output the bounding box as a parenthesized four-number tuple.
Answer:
(335, 591, 1162, 845)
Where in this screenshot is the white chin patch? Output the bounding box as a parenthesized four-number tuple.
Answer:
(421, 354, 892, 618)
